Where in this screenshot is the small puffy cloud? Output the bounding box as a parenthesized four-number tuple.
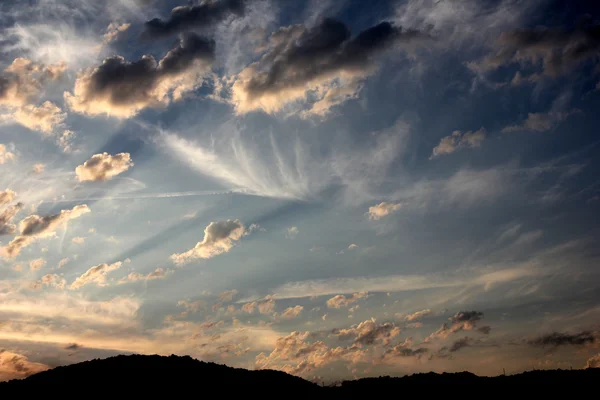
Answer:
(70, 261, 122, 289)
(285, 226, 298, 239)
(143, 0, 245, 39)
(347, 244, 358, 250)
(218, 289, 238, 303)
(449, 336, 474, 352)
(103, 23, 130, 44)
(119, 268, 171, 283)
(12, 101, 66, 135)
(528, 331, 597, 347)
(57, 130, 76, 153)
(1, 204, 90, 258)
(30, 273, 66, 290)
(425, 310, 486, 342)
(587, 354, 600, 369)
(75, 152, 133, 182)
(0, 202, 23, 236)
(241, 302, 256, 313)
(0, 189, 16, 205)
(367, 202, 402, 220)
(171, 219, 245, 265)
(258, 298, 276, 315)
(0, 58, 66, 108)
(281, 305, 304, 319)
(29, 258, 46, 271)
(0, 349, 49, 381)
(502, 111, 576, 133)
(231, 18, 428, 116)
(384, 338, 428, 358)
(404, 309, 432, 322)
(0, 144, 16, 164)
(65, 33, 215, 118)
(32, 163, 45, 174)
(430, 128, 486, 158)
(71, 236, 85, 244)
(334, 318, 401, 346)
(326, 292, 368, 309)
(57, 257, 69, 269)
(64, 343, 82, 351)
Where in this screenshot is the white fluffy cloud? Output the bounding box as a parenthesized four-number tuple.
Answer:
(326, 292, 368, 309)
(430, 128, 486, 158)
(367, 202, 402, 220)
(75, 152, 134, 182)
(0, 204, 90, 258)
(404, 309, 432, 322)
(0, 349, 48, 381)
(0, 144, 16, 164)
(70, 261, 123, 290)
(12, 101, 66, 135)
(171, 219, 245, 265)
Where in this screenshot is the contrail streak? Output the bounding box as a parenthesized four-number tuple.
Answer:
(49, 189, 249, 203)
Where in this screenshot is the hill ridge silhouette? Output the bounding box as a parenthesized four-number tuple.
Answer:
(2, 354, 598, 389)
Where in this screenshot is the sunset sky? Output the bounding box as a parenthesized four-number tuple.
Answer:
(1, 0, 600, 382)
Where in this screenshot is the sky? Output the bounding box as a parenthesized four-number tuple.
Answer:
(1, 0, 600, 382)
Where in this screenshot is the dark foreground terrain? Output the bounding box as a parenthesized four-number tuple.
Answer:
(2, 354, 598, 391)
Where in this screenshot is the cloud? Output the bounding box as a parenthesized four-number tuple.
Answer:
(231, 18, 428, 115)
(0, 57, 66, 108)
(257, 298, 276, 315)
(0, 189, 17, 206)
(285, 226, 299, 239)
(347, 244, 358, 250)
(0, 144, 16, 164)
(171, 219, 245, 265)
(425, 311, 487, 342)
(1, 204, 90, 258)
(326, 292, 368, 309)
(449, 336, 474, 352)
(103, 22, 130, 44)
(333, 318, 401, 346)
(65, 33, 215, 118)
(384, 338, 428, 358)
(143, 0, 245, 39)
(218, 289, 239, 303)
(404, 309, 432, 322)
(502, 111, 577, 133)
(587, 354, 600, 369)
(281, 305, 303, 319)
(32, 164, 45, 174)
(119, 268, 171, 283)
(0, 202, 23, 235)
(430, 128, 486, 158)
(471, 21, 600, 77)
(75, 152, 134, 182)
(12, 101, 66, 135)
(71, 237, 85, 244)
(30, 273, 66, 290)
(29, 258, 46, 271)
(0, 349, 48, 381)
(64, 343, 81, 351)
(70, 261, 123, 290)
(528, 331, 597, 347)
(367, 202, 402, 220)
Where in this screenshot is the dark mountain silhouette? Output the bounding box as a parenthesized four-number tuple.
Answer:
(1, 354, 598, 390)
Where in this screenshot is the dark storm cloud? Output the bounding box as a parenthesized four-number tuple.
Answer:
(245, 18, 424, 98)
(478, 326, 491, 335)
(449, 337, 473, 352)
(232, 18, 429, 114)
(450, 311, 483, 324)
(143, 0, 245, 39)
(474, 20, 600, 76)
(528, 331, 597, 347)
(66, 33, 215, 118)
